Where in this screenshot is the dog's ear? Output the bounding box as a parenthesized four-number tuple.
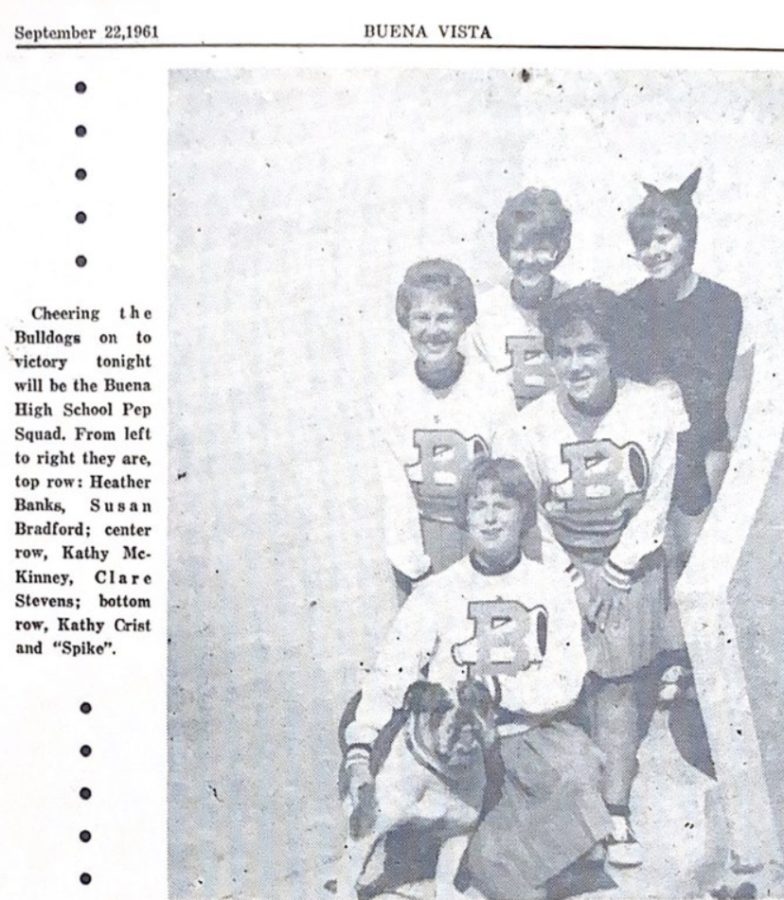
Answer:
(677, 167, 701, 197)
(641, 181, 660, 196)
(457, 679, 496, 723)
(404, 681, 452, 715)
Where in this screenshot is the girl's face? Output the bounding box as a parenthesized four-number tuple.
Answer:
(507, 227, 559, 286)
(636, 224, 690, 281)
(407, 289, 465, 370)
(466, 481, 526, 568)
(551, 319, 614, 408)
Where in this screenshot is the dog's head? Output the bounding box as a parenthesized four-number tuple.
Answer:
(404, 679, 497, 769)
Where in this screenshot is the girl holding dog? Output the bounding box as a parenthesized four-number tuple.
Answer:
(344, 457, 612, 899)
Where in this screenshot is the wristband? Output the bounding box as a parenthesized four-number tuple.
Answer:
(344, 744, 372, 768)
(602, 559, 633, 591)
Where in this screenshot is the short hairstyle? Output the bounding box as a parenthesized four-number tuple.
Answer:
(395, 258, 477, 330)
(457, 456, 537, 534)
(626, 168, 701, 266)
(539, 281, 622, 359)
(496, 187, 572, 266)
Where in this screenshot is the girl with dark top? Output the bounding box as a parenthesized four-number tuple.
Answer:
(621, 168, 743, 567)
(621, 171, 745, 807)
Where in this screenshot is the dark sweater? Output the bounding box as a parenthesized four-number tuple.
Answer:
(620, 276, 743, 515)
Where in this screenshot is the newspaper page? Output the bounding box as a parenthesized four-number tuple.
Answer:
(2, 3, 784, 898)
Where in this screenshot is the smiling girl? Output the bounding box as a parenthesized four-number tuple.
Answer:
(621, 169, 743, 566)
(494, 282, 690, 869)
(345, 457, 610, 899)
(470, 188, 573, 409)
(376, 259, 516, 601)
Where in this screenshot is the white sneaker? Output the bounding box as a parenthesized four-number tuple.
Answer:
(658, 664, 689, 707)
(606, 815, 643, 868)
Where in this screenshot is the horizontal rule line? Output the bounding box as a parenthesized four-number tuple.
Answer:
(14, 41, 784, 52)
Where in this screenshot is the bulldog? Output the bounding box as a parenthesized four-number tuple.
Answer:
(336, 679, 497, 900)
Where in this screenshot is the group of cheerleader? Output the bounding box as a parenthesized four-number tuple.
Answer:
(342, 169, 744, 899)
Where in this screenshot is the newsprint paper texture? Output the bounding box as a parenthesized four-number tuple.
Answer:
(2, 4, 784, 899)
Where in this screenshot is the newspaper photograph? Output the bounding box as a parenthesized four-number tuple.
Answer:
(3, 5, 784, 899)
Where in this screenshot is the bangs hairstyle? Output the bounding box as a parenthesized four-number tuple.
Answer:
(395, 258, 477, 330)
(496, 187, 572, 265)
(457, 456, 537, 533)
(626, 168, 701, 265)
(539, 281, 621, 359)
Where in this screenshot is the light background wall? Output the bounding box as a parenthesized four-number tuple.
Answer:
(167, 68, 784, 898)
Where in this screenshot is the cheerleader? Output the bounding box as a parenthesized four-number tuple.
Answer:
(494, 282, 689, 868)
(376, 258, 516, 600)
(470, 188, 573, 409)
(621, 168, 743, 569)
(345, 457, 611, 898)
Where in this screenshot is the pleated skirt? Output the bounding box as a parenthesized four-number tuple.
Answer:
(467, 722, 612, 899)
(574, 550, 684, 679)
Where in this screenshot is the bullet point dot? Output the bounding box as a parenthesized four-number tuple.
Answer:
(75, 212, 87, 224)
(80, 872, 92, 885)
(79, 787, 91, 800)
(79, 830, 91, 843)
(75, 82, 87, 94)
(80, 701, 91, 713)
(80, 745, 92, 758)
(75, 255, 87, 268)
(75, 168, 87, 181)
(75, 125, 87, 137)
